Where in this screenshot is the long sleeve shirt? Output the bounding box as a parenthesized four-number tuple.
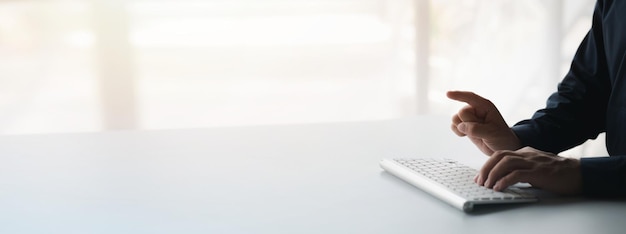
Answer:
(510, 0, 626, 197)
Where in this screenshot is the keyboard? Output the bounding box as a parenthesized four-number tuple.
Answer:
(380, 158, 538, 212)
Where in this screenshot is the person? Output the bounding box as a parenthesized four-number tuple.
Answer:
(447, 0, 626, 197)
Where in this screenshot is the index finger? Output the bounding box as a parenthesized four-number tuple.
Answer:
(477, 150, 515, 186)
(493, 170, 533, 191)
(446, 91, 492, 107)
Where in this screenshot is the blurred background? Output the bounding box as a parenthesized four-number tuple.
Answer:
(0, 0, 604, 155)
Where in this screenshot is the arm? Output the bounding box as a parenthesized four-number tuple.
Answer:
(511, 1, 610, 155)
(449, 1, 626, 196)
(512, 1, 626, 197)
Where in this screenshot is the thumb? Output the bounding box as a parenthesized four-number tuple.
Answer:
(457, 121, 497, 139)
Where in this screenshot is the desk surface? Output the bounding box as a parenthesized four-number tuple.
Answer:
(1, 116, 625, 234)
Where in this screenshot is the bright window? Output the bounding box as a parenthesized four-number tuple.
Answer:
(0, 0, 599, 156)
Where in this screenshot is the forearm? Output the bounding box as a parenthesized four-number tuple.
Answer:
(510, 120, 592, 154)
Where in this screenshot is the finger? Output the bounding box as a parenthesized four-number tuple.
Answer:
(450, 115, 465, 136)
(457, 105, 480, 122)
(458, 121, 499, 139)
(493, 170, 533, 191)
(484, 156, 532, 188)
(446, 91, 495, 117)
(477, 150, 513, 185)
(446, 91, 489, 106)
(451, 123, 465, 136)
(452, 114, 462, 125)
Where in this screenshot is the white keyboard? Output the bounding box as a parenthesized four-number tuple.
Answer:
(380, 158, 537, 212)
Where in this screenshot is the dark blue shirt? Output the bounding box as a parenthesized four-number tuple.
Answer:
(511, 0, 626, 197)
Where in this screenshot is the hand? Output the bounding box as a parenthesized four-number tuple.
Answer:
(447, 91, 522, 155)
(477, 147, 582, 195)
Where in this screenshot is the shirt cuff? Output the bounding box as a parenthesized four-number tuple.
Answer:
(510, 122, 556, 153)
(580, 157, 626, 197)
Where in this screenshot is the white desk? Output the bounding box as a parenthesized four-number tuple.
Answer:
(1, 116, 625, 233)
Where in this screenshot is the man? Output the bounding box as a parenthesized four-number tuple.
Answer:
(448, 0, 626, 197)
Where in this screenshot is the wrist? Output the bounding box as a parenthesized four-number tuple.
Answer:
(507, 129, 523, 150)
(563, 157, 583, 195)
